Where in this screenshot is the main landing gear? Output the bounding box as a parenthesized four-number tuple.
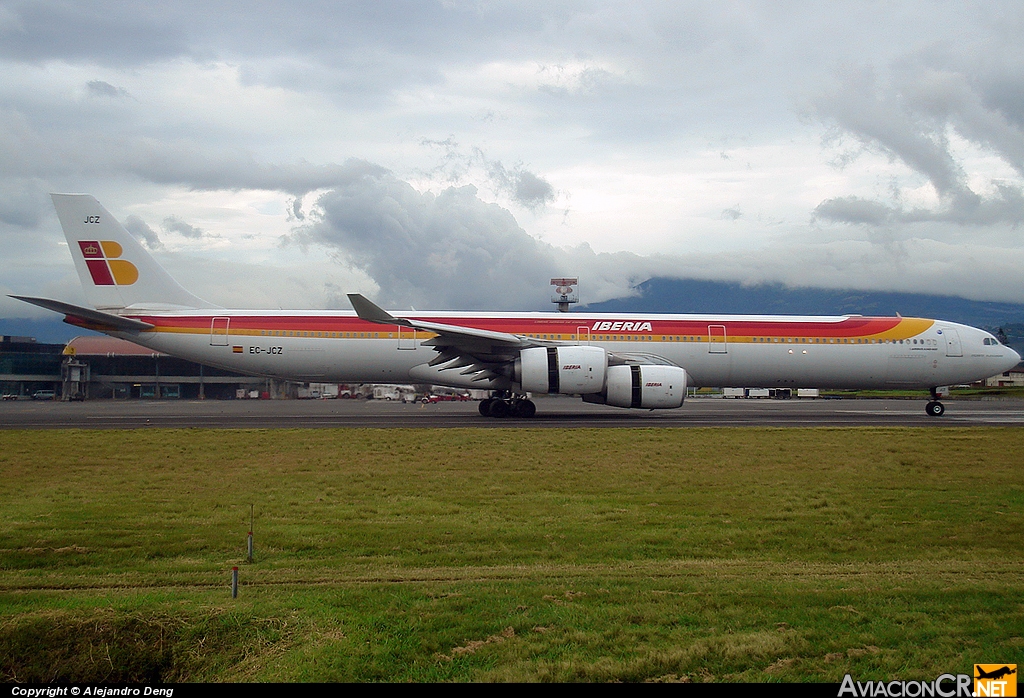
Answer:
(925, 388, 945, 417)
(479, 391, 537, 418)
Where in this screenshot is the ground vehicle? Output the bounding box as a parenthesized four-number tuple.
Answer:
(421, 393, 471, 403)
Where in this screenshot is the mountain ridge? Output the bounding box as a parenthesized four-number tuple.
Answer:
(583, 278, 1024, 327)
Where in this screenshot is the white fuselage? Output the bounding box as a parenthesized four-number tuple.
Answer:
(95, 309, 1020, 392)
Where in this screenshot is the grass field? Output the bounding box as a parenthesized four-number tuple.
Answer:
(1, 427, 1022, 682)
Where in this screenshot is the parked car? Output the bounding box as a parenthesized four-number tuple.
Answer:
(420, 393, 472, 403)
(32, 390, 56, 401)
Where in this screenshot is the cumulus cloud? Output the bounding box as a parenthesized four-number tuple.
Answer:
(123, 214, 162, 248)
(485, 160, 556, 210)
(419, 138, 556, 211)
(86, 80, 130, 99)
(162, 215, 204, 239)
(286, 165, 1024, 308)
(721, 205, 742, 221)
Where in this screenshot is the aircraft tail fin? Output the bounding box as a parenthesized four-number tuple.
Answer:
(51, 194, 217, 311)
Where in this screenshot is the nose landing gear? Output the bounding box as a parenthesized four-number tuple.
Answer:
(925, 388, 945, 417)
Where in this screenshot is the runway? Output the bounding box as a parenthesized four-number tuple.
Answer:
(2, 395, 1023, 429)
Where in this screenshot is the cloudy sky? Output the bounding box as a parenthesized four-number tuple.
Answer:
(3, 1, 1024, 316)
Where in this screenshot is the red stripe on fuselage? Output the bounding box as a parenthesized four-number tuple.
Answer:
(128, 314, 907, 339)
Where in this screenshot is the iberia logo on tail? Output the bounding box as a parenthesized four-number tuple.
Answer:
(78, 240, 139, 286)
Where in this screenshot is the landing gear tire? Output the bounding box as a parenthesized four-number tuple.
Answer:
(511, 399, 536, 418)
(489, 399, 511, 418)
(479, 398, 495, 417)
(925, 400, 945, 417)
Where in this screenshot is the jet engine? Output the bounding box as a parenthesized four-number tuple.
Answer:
(516, 346, 687, 409)
(588, 364, 687, 409)
(516, 346, 607, 395)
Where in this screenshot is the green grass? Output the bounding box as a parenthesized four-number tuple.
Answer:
(1, 428, 1022, 682)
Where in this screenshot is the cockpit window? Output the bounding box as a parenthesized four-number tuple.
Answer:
(983, 337, 1001, 345)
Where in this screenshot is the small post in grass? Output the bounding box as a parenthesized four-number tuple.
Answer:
(231, 566, 239, 598)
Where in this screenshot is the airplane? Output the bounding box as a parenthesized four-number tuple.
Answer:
(975, 666, 1016, 681)
(11, 194, 1022, 418)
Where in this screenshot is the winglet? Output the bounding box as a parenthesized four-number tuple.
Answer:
(346, 293, 524, 346)
(347, 294, 410, 326)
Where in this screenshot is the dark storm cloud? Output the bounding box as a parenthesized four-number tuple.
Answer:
(291, 171, 561, 310)
(816, 66, 968, 198)
(813, 52, 1024, 227)
(130, 152, 388, 199)
(0, 1, 547, 89)
(813, 196, 894, 226)
(0, 105, 387, 197)
(815, 187, 1024, 227)
(0, 2, 187, 64)
(288, 167, 665, 309)
(0, 179, 46, 228)
(0, 1, 790, 144)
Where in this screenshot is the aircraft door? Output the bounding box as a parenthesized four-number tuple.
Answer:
(577, 326, 591, 345)
(708, 324, 727, 354)
(397, 325, 417, 350)
(210, 317, 230, 346)
(944, 329, 963, 357)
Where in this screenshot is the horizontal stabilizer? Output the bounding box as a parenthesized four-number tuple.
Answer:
(9, 295, 154, 332)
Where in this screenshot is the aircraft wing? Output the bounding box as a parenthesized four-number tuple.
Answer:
(348, 293, 526, 347)
(348, 294, 679, 384)
(610, 351, 681, 366)
(9, 295, 155, 332)
(349, 293, 544, 383)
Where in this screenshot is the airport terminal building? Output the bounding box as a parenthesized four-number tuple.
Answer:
(1, 335, 264, 400)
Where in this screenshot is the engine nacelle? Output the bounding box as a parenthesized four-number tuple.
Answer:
(604, 364, 687, 409)
(517, 346, 607, 395)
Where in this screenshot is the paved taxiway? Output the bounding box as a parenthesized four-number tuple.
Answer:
(2, 396, 1023, 429)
